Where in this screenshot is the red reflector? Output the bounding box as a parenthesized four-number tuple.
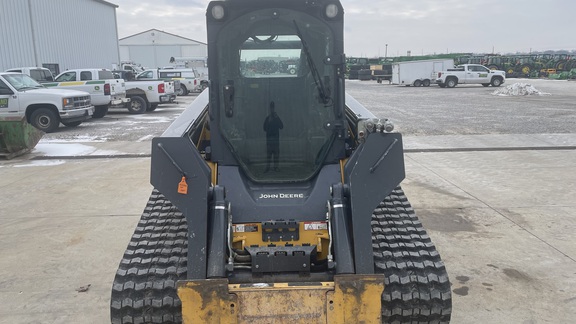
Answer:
(104, 83, 111, 95)
(158, 83, 165, 93)
(438, 72, 442, 78)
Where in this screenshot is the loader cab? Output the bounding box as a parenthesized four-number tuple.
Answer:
(207, 0, 346, 183)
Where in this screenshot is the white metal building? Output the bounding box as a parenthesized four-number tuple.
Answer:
(119, 29, 207, 69)
(0, 0, 120, 75)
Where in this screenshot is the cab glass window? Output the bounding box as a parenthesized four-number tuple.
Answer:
(137, 71, 153, 79)
(80, 71, 92, 80)
(0, 80, 12, 94)
(3, 74, 42, 91)
(55, 72, 76, 82)
(216, 8, 335, 183)
(240, 35, 301, 78)
(98, 70, 114, 79)
(160, 72, 181, 78)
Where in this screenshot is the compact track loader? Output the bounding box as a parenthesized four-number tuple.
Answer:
(111, 0, 452, 322)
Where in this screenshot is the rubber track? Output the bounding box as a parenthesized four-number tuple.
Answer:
(110, 190, 187, 324)
(373, 188, 452, 323)
(111, 187, 452, 323)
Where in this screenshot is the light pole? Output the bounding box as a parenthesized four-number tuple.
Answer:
(385, 44, 388, 59)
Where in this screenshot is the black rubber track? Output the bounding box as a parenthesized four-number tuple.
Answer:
(110, 188, 452, 323)
(373, 188, 452, 323)
(110, 190, 187, 324)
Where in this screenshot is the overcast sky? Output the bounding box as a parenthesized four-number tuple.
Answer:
(115, 0, 576, 57)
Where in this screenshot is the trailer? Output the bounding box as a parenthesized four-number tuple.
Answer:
(392, 59, 454, 87)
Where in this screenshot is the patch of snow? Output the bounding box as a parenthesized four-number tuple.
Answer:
(125, 115, 173, 123)
(33, 143, 122, 156)
(92, 149, 122, 155)
(492, 83, 551, 96)
(40, 135, 108, 143)
(137, 135, 154, 142)
(13, 160, 66, 168)
(34, 143, 96, 156)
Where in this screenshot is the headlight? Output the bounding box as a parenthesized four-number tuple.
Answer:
(325, 3, 339, 19)
(63, 98, 74, 110)
(211, 5, 225, 20)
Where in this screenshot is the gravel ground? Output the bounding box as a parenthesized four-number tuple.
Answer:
(345, 78, 576, 136)
(40, 78, 575, 143)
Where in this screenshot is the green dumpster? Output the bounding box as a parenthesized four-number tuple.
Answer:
(0, 116, 44, 159)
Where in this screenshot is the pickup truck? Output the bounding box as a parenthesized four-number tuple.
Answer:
(112, 70, 177, 113)
(136, 68, 205, 95)
(0, 72, 93, 133)
(45, 69, 130, 118)
(436, 64, 506, 88)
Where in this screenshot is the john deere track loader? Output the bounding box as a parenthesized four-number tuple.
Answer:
(110, 0, 452, 322)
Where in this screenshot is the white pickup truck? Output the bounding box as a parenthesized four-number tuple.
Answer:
(45, 69, 130, 118)
(112, 70, 177, 113)
(436, 64, 506, 88)
(0, 72, 93, 133)
(136, 68, 204, 95)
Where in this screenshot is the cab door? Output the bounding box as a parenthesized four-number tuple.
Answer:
(0, 79, 20, 118)
(467, 65, 490, 83)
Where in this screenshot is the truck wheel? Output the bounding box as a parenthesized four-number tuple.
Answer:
(491, 77, 503, 87)
(413, 80, 422, 87)
(423, 79, 431, 87)
(93, 105, 108, 118)
(147, 103, 158, 112)
(446, 78, 457, 88)
(62, 121, 82, 127)
(482, 83, 490, 87)
(128, 96, 147, 114)
(177, 85, 188, 96)
(30, 108, 59, 133)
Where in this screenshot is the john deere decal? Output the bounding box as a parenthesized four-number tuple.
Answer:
(0, 98, 8, 108)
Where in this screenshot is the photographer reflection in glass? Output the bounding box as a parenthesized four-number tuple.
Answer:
(263, 101, 284, 172)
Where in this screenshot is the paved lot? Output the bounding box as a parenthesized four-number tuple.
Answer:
(0, 79, 575, 323)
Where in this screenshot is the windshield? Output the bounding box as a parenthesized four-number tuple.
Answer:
(137, 71, 153, 79)
(55, 72, 75, 82)
(3, 74, 43, 90)
(216, 8, 335, 183)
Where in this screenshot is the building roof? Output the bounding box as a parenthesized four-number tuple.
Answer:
(93, 0, 118, 8)
(119, 29, 207, 45)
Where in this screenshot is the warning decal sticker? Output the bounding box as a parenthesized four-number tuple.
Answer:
(304, 222, 328, 231)
(233, 224, 259, 233)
